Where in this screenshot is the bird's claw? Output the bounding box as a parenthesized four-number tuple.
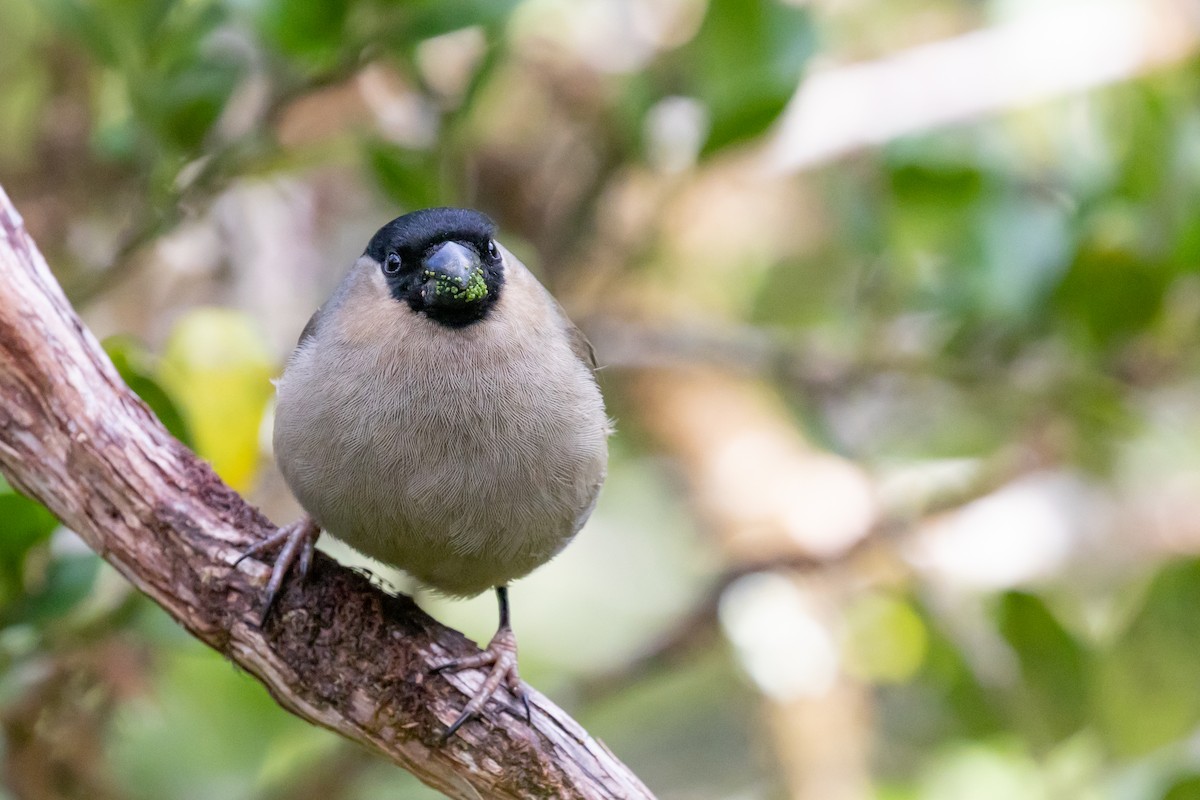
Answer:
(431, 625, 530, 739)
(234, 517, 320, 626)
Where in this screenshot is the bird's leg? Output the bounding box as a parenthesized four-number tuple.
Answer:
(234, 516, 321, 625)
(431, 585, 531, 739)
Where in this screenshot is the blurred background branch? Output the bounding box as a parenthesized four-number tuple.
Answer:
(763, 0, 1200, 172)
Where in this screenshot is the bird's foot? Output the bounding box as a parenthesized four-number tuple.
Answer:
(431, 624, 531, 739)
(234, 516, 320, 626)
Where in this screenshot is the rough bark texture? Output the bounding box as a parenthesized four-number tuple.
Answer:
(0, 185, 654, 800)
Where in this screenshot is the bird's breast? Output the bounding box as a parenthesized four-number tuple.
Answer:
(272, 314, 608, 596)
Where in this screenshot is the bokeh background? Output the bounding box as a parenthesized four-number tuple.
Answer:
(2, 0, 1200, 797)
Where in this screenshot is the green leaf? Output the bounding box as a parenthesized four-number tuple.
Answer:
(3, 554, 100, 627)
(900, 612, 1005, 743)
(1095, 560, 1200, 756)
(0, 490, 58, 559)
(255, 0, 350, 64)
(674, 0, 815, 155)
(147, 62, 240, 152)
(366, 140, 443, 209)
(40, 0, 122, 66)
(1163, 775, 1200, 800)
(0, 483, 59, 606)
(1053, 236, 1169, 349)
(45, 0, 240, 160)
(104, 336, 193, 447)
(399, 0, 520, 42)
(1107, 82, 1175, 203)
(843, 592, 928, 683)
(158, 309, 274, 492)
(995, 592, 1089, 749)
(887, 159, 986, 208)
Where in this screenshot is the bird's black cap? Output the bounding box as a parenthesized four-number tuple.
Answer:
(364, 207, 496, 263)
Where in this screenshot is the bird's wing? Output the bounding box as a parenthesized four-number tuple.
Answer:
(568, 320, 598, 372)
(501, 242, 599, 372)
(551, 296, 598, 372)
(296, 305, 324, 349)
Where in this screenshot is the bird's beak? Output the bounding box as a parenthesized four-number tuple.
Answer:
(420, 241, 488, 307)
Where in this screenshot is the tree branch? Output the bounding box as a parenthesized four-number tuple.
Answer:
(0, 185, 654, 800)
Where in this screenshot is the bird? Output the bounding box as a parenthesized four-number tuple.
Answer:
(237, 207, 610, 738)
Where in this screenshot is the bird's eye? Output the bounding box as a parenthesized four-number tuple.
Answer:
(383, 253, 402, 275)
(486, 239, 499, 260)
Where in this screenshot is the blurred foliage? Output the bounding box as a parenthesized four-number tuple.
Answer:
(668, 0, 815, 154)
(842, 591, 928, 685)
(105, 335, 193, 446)
(158, 309, 274, 492)
(2, 0, 1200, 799)
(0, 478, 60, 613)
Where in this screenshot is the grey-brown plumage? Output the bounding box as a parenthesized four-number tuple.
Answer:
(277, 246, 608, 594)
(240, 207, 609, 737)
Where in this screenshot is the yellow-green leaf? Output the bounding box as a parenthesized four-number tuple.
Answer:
(159, 308, 274, 492)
